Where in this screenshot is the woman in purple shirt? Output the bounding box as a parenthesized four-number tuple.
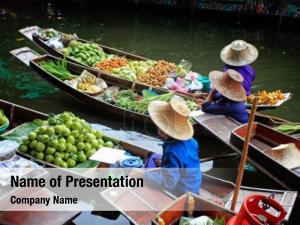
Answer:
(220, 40, 258, 96)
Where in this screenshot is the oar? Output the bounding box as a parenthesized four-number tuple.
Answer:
(231, 98, 258, 211)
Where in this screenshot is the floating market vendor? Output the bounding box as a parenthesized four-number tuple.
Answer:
(221, 39, 258, 96)
(130, 97, 202, 196)
(201, 69, 248, 123)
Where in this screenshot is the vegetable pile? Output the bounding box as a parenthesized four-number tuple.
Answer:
(0, 109, 8, 127)
(138, 60, 177, 87)
(40, 57, 77, 80)
(61, 40, 107, 66)
(275, 124, 300, 135)
(113, 90, 197, 114)
(94, 57, 128, 73)
(18, 112, 116, 168)
(247, 90, 285, 106)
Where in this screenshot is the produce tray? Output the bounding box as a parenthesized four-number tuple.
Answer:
(245, 93, 291, 109)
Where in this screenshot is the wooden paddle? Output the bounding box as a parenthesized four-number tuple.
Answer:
(231, 98, 258, 211)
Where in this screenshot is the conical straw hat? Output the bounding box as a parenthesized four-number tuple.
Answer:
(148, 98, 193, 140)
(220, 40, 258, 66)
(209, 69, 246, 102)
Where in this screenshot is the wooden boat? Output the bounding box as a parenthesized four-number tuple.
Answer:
(151, 192, 235, 225)
(18, 26, 293, 111)
(193, 112, 300, 194)
(10, 47, 172, 126)
(0, 99, 297, 223)
(231, 123, 300, 195)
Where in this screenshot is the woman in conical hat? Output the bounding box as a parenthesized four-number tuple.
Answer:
(202, 69, 249, 123)
(221, 40, 258, 96)
(130, 97, 202, 196)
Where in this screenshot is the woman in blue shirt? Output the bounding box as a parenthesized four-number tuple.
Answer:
(202, 69, 248, 123)
(130, 98, 202, 196)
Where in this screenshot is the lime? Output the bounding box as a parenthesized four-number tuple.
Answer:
(29, 140, 38, 149)
(0, 116, 6, 125)
(40, 134, 49, 143)
(62, 112, 71, 122)
(71, 130, 79, 138)
(65, 120, 73, 128)
(70, 145, 77, 153)
(54, 157, 63, 166)
(57, 143, 66, 152)
(78, 134, 85, 142)
(55, 125, 64, 134)
(77, 142, 85, 151)
(49, 139, 59, 148)
(63, 153, 70, 160)
(60, 161, 68, 168)
(94, 130, 103, 139)
(105, 141, 114, 148)
(47, 127, 55, 136)
(59, 137, 66, 144)
(45, 154, 54, 163)
(98, 139, 105, 146)
(67, 136, 75, 144)
(28, 132, 37, 141)
(86, 149, 95, 158)
(55, 152, 64, 158)
(22, 138, 30, 145)
(19, 145, 28, 153)
(71, 122, 82, 130)
(65, 143, 73, 153)
(67, 159, 76, 168)
(46, 147, 56, 155)
(35, 142, 46, 152)
(63, 127, 71, 137)
(91, 139, 99, 148)
(78, 153, 87, 163)
(39, 126, 48, 134)
(36, 152, 44, 160)
(84, 143, 92, 152)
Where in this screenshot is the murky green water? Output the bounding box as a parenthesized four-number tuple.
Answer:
(1, 2, 300, 224)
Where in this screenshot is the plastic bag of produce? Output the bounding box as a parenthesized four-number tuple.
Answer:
(46, 37, 64, 49)
(0, 140, 19, 161)
(179, 216, 214, 225)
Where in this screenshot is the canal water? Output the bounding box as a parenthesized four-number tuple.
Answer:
(1, 2, 299, 224)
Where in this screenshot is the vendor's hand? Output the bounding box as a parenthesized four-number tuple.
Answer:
(155, 159, 161, 167)
(129, 168, 144, 178)
(193, 92, 208, 99)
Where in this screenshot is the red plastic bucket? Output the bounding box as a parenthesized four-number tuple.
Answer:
(227, 195, 286, 225)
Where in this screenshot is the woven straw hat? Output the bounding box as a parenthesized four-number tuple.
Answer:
(220, 40, 258, 66)
(209, 69, 246, 102)
(148, 97, 194, 140)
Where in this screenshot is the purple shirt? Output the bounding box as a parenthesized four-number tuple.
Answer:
(224, 65, 255, 96)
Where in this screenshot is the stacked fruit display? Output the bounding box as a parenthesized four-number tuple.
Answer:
(18, 112, 115, 168)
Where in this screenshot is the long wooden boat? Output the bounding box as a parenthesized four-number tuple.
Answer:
(10, 47, 172, 125)
(0, 99, 297, 223)
(231, 123, 300, 195)
(193, 112, 300, 194)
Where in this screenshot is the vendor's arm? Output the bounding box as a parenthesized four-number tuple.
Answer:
(202, 100, 230, 115)
(204, 88, 217, 103)
(144, 152, 181, 191)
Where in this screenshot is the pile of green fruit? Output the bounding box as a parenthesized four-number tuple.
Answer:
(0, 109, 8, 127)
(60, 40, 107, 66)
(18, 112, 115, 168)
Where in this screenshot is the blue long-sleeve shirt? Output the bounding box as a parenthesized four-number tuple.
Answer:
(224, 65, 255, 96)
(144, 138, 202, 196)
(202, 92, 249, 123)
